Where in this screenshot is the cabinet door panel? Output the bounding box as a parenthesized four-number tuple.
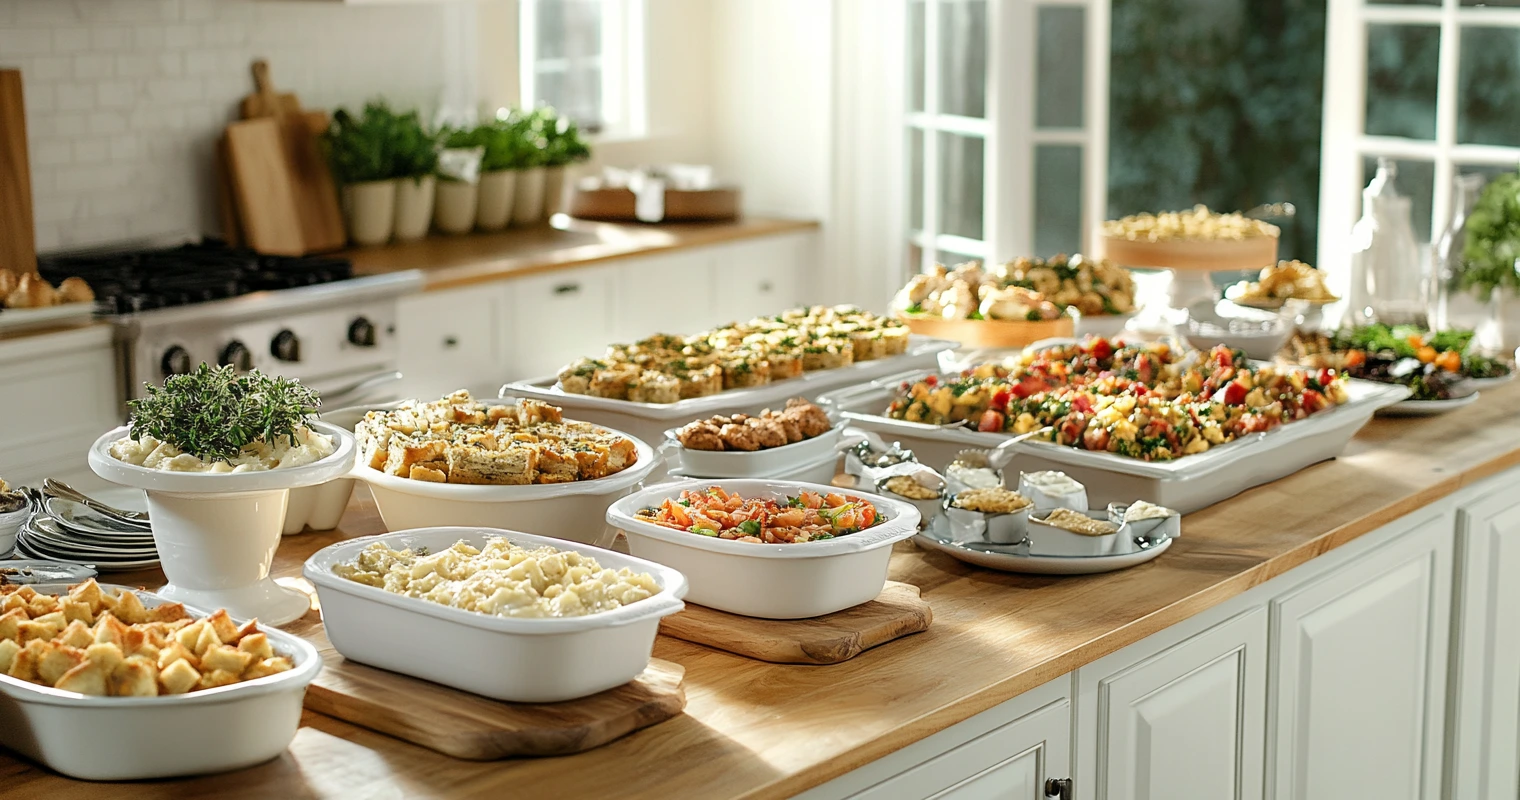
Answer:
(711, 234, 808, 322)
(1269, 511, 1451, 800)
(1448, 488, 1520, 800)
(396, 285, 503, 399)
(1091, 606, 1267, 800)
(507, 266, 616, 380)
(853, 698, 1069, 800)
(615, 250, 717, 338)
(0, 331, 119, 484)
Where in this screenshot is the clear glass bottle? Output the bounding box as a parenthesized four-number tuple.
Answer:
(1347, 158, 1426, 327)
(1430, 173, 1485, 332)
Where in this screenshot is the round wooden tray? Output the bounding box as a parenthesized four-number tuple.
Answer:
(1100, 235, 1279, 272)
(897, 314, 1075, 348)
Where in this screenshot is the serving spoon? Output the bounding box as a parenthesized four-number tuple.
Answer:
(43, 479, 151, 525)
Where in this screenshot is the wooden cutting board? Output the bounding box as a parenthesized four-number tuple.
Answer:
(290, 622, 687, 760)
(659, 581, 933, 664)
(0, 70, 36, 274)
(239, 60, 301, 120)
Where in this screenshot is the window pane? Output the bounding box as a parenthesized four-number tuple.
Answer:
(1035, 145, 1084, 257)
(1458, 26, 1520, 146)
(909, 1, 925, 113)
(938, 0, 987, 118)
(1454, 163, 1519, 187)
(1365, 24, 1440, 140)
(936, 248, 980, 267)
(536, 0, 567, 59)
(1036, 6, 1085, 129)
(909, 127, 924, 230)
(938, 133, 985, 240)
(1362, 156, 1435, 242)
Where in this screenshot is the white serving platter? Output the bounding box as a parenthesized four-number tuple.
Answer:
(0, 302, 98, 333)
(914, 514, 1173, 575)
(1378, 391, 1481, 417)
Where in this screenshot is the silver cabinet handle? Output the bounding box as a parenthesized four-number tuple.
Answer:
(444, 336, 459, 348)
(553, 283, 581, 295)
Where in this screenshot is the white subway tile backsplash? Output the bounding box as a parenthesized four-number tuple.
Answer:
(4, 0, 469, 251)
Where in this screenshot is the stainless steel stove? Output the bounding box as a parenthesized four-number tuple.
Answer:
(38, 241, 423, 409)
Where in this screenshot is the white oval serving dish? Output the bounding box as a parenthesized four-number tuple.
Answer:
(668, 448, 842, 486)
(303, 526, 687, 703)
(663, 420, 847, 479)
(607, 479, 921, 619)
(0, 584, 320, 781)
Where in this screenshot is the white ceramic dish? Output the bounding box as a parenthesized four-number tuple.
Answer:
(1377, 391, 1481, 417)
(87, 421, 357, 624)
(1073, 311, 1136, 340)
(667, 448, 842, 486)
(607, 479, 921, 619)
(1106, 502, 1183, 542)
(1027, 509, 1122, 557)
(1017, 471, 1088, 512)
(662, 420, 848, 479)
(0, 302, 97, 333)
(942, 497, 1030, 545)
(282, 404, 384, 536)
(873, 476, 945, 531)
(500, 335, 958, 443)
(915, 517, 1173, 575)
(1456, 369, 1514, 395)
(819, 372, 1410, 513)
(304, 527, 687, 702)
(1183, 301, 1292, 361)
(0, 584, 320, 781)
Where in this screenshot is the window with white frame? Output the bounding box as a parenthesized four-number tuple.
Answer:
(904, 0, 1110, 277)
(519, 0, 646, 137)
(1320, 0, 1520, 279)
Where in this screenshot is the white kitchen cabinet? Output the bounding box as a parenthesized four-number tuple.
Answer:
(795, 677, 1072, 800)
(710, 233, 809, 323)
(0, 326, 121, 488)
(396, 283, 506, 400)
(506, 265, 617, 381)
(1267, 508, 1452, 800)
(614, 250, 719, 338)
(1078, 606, 1268, 800)
(1445, 487, 1520, 800)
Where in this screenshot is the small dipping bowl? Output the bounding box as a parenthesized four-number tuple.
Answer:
(943, 492, 1030, 545)
(945, 450, 1006, 496)
(1018, 470, 1089, 512)
(1027, 508, 1122, 557)
(1106, 501, 1182, 544)
(875, 474, 945, 530)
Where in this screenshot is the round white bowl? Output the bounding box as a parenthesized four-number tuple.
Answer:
(0, 497, 28, 558)
(87, 422, 357, 625)
(353, 435, 658, 549)
(1074, 311, 1136, 340)
(943, 495, 1031, 545)
(663, 421, 848, 479)
(607, 479, 921, 619)
(304, 526, 687, 703)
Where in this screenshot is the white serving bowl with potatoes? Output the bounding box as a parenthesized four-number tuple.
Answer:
(304, 527, 687, 702)
(0, 584, 320, 781)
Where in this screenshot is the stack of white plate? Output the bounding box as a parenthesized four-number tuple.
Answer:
(14, 493, 158, 570)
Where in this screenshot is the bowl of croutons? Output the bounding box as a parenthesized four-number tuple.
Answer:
(0, 580, 320, 781)
(662, 399, 850, 479)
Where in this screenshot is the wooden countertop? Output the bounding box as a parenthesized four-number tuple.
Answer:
(344, 216, 821, 291)
(7, 382, 1520, 799)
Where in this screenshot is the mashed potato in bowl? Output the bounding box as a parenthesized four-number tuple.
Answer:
(109, 425, 335, 473)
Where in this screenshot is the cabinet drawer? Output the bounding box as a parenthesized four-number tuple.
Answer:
(615, 251, 718, 337)
(396, 285, 504, 399)
(711, 234, 808, 321)
(507, 266, 616, 380)
(0, 333, 120, 484)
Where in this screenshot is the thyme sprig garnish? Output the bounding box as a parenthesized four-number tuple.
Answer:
(127, 364, 321, 464)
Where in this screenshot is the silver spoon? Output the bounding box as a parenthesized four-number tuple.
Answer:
(43, 479, 150, 524)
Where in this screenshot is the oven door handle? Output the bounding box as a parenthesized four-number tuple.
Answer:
(318, 371, 403, 409)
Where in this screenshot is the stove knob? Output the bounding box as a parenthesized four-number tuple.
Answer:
(161, 346, 193, 377)
(348, 317, 377, 348)
(219, 340, 253, 372)
(271, 329, 301, 362)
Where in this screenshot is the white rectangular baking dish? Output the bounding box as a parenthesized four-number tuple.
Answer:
(819, 371, 1410, 513)
(499, 335, 958, 443)
(606, 479, 921, 619)
(304, 527, 687, 703)
(0, 584, 320, 781)
(660, 419, 851, 478)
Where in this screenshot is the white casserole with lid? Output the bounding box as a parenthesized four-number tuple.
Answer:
(304, 526, 687, 702)
(0, 584, 320, 781)
(607, 479, 922, 619)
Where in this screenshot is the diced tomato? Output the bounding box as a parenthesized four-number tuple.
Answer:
(1215, 348, 1234, 368)
(1082, 426, 1110, 452)
(1317, 368, 1335, 388)
(664, 498, 691, 527)
(924, 374, 938, 387)
(1072, 394, 1094, 414)
(1214, 380, 1248, 406)
(1301, 389, 1326, 412)
(990, 388, 1012, 412)
(977, 410, 1006, 432)
(1059, 413, 1089, 442)
(1089, 338, 1114, 361)
(1132, 383, 1149, 396)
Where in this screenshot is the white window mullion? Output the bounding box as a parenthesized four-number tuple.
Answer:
(1030, 128, 1088, 146)
(1358, 135, 1443, 160)
(1319, 0, 1369, 285)
(1431, 0, 1461, 244)
(519, 0, 540, 110)
(1361, 5, 1443, 25)
(906, 112, 991, 137)
(987, 0, 1034, 263)
(921, 0, 942, 272)
(1451, 143, 1520, 165)
(1084, 0, 1111, 255)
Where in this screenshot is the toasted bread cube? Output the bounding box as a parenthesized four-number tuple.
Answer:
(113, 591, 148, 625)
(68, 579, 105, 614)
(111, 656, 159, 697)
(192, 622, 221, 657)
(409, 463, 447, 482)
(174, 620, 205, 652)
(158, 658, 201, 695)
(0, 593, 27, 614)
(11, 586, 36, 601)
(7, 643, 40, 682)
(156, 641, 197, 671)
(0, 608, 26, 642)
(147, 602, 188, 624)
(60, 598, 94, 625)
(93, 612, 128, 646)
(31, 610, 65, 633)
(0, 639, 20, 673)
(197, 669, 241, 690)
(85, 642, 125, 674)
(534, 448, 579, 484)
(54, 660, 107, 695)
(236, 632, 274, 662)
(243, 656, 294, 680)
(206, 609, 239, 644)
(231, 618, 260, 645)
(17, 621, 57, 643)
(58, 619, 93, 649)
(37, 643, 87, 686)
(201, 644, 255, 675)
(27, 594, 60, 618)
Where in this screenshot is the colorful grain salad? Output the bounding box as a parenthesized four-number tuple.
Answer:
(636, 487, 885, 543)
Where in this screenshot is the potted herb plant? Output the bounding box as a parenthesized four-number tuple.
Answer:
(1456, 169, 1520, 350)
(539, 107, 592, 220)
(325, 101, 439, 246)
(510, 108, 552, 226)
(433, 128, 484, 235)
(472, 116, 532, 231)
(391, 110, 440, 242)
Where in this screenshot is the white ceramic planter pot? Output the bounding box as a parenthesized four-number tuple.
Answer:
(512, 166, 546, 226)
(476, 170, 517, 231)
(392, 175, 436, 242)
(542, 165, 566, 219)
(1478, 291, 1520, 354)
(433, 180, 478, 235)
(343, 179, 397, 246)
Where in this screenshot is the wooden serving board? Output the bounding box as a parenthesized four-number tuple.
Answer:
(897, 313, 1074, 349)
(289, 621, 687, 761)
(659, 581, 932, 664)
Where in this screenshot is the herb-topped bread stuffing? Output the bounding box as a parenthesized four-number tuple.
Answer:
(110, 364, 334, 472)
(556, 306, 910, 404)
(356, 390, 640, 484)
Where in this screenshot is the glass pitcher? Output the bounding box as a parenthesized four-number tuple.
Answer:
(1429, 173, 1485, 332)
(1348, 158, 1426, 327)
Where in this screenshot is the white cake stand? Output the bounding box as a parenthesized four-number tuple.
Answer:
(88, 422, 356, 625)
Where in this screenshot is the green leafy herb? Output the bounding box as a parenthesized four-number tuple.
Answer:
(1457, 170, 1520, 300)
(324, 101, 440, 183)
(738, 519, 761, 536)
(127, 364, 321, 464)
